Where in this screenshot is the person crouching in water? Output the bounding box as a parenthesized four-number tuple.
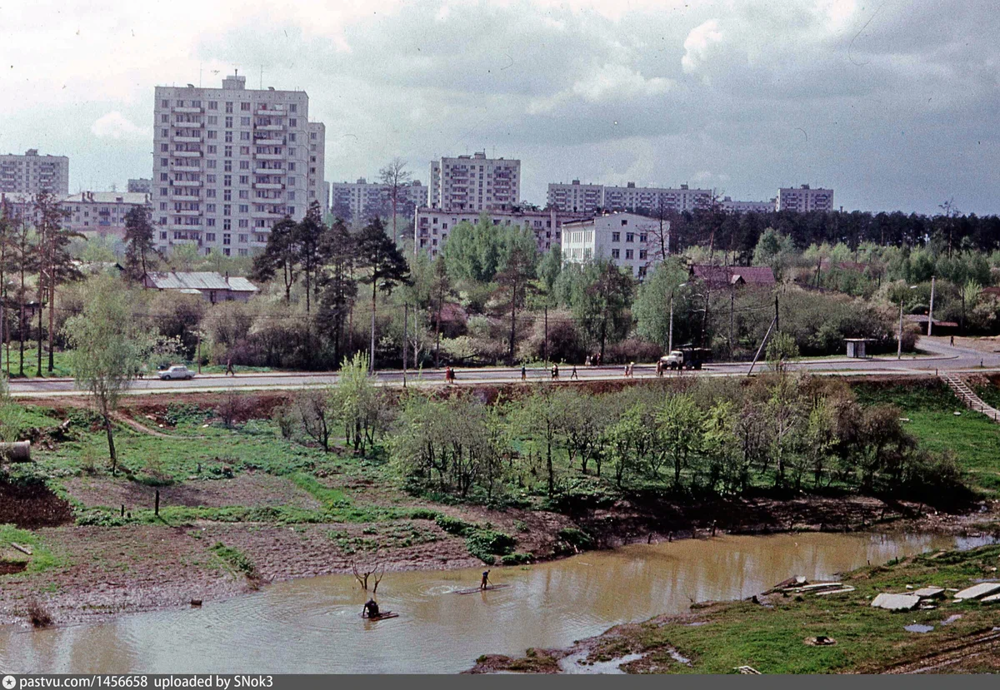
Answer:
(481, 569, 491, 590)
(362, 597, 380, 618)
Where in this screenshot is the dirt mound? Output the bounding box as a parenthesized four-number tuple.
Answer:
(0, 478, 74, 528)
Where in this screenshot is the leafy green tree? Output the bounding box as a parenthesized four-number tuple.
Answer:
(560, 260, 634, 361)
(355, 218, 410, 372)
(442, 213, 503, 283)
(633, 257, 689, 349)
(66, 276, 158, 472)
(752, 227, 795, 280)
(495, 235, 538, 363)
(251, 216, 299, 303)
(537, 243, 562, 294)
(658, 394, 703, 487)
(123, 205, 158, 281)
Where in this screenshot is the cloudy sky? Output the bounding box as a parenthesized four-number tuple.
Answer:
(2, 0, 998, 215)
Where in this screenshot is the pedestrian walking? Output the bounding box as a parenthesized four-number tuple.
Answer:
(570, 365, 578, 380)
(225, 358, 235, 377)
(521, 364, 527, 381)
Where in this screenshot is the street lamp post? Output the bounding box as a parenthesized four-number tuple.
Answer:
(928, 275, 936, 336)
(898, 285, 918, 360)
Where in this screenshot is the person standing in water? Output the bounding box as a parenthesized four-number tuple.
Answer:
(480, 569, 491, 590)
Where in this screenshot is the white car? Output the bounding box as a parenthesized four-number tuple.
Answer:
(159, 365, 194, 381)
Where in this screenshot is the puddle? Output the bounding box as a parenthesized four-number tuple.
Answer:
(941, 614, 963, 626)
(904, 624, 934, 633)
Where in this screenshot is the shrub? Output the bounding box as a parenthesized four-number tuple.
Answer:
(557, 527, 594, 550)
(466, 529, 516, 565)
(500, 552, 533, 566)
(435, 513, 475, 536)
(410, 508, 440, 521)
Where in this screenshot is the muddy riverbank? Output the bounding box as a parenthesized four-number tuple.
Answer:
(2, 490, 997, 629)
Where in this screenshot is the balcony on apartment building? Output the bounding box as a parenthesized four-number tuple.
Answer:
(173, 150, 203, 158)
(169, 223, 203, 231)
(172, 179, 203, 187)
(173, 163, 202, 171)
(255, 152, 284, 160)
(254, 136, 284, 145)
(175, 208, 202, 216)
(172, 134, 204, 143)
(172, 192, 201, 201)
(253, 181, 284, 190)
(255, 105, 286, 116)
(172, 105, 203, 113)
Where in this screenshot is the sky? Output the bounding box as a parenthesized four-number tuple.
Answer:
(1, 0, 998, 215)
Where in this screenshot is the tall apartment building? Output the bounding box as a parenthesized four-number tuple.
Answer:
(0, 150, 69, 196)
(546, 181, 711, 215)
(776, 184, 834, 212)
(414, 207, 587, 257)
(428, 151, 519, 212)
(331, 178, 428, 223)
(560, 213, 666, 280)
(546, 180, 603, 214)
(151, 74, 326, 256)
(128, 178, 152, 193)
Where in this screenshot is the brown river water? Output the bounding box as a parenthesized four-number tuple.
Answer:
(0, 532, 992, 674)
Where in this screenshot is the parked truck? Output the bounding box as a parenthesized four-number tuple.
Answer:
(659, 347, 712, 370)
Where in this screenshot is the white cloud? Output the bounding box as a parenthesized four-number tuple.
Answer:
(571, 64, 673, 101)
(90, 111, 149, 140)
(681, 19, 723, 74)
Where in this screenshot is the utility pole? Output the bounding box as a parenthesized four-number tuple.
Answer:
(897, 297, 904, 360)
(543, 303, 549, 365)
(196, 331, 202, 374)
(927, 275, 936, 336)
(729, 287, 735, 357)
(402, 303, 408, 388)
(668, 291, 674, 353)
(774, 292, 780, 334)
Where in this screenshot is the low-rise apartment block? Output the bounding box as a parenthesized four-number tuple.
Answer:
(331, 178, 428, 223)
(429, 151, 520, 212)
(63, 191, 152, 237)
(414, 207, 586, 257)
(776, 184, 834, 212)
(560, 212, 667, 279)
(0, 150, 69, 196)
(546, 180, 711, 215)
(719, 196, 776, 213)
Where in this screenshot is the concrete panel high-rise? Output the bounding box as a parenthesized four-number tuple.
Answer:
(151, 74, 326, 256)
(331, 178, 428, 224)
(429, 151, 519, 211)
(546, 181, 711, 215)
(0, 149, 69, 196)
(776, 184, 834, 212)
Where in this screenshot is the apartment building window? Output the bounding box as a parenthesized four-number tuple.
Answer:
(160, 188, 168, 196)
(161, 158, 168, 166)
(611, 248, 620, 259)
(241, 102, 250, 111)
(223, 205, 231, 217)
(225, 131, 233, 143)
(225, 116, 233, 128)
(288, 133, 296, 142)
(206, 160, 216, 170)
(223, 219, 231, 231)
(224, 161, 232, 172)
(208, 101, 217, 110)
(287, 163, 295, 171)
(160, 173, 168, 181)
(223, 190, 231, 201)
(238, 248, 248, 256)
(160, 114, 169, 124)
(206, 203, 217, 212)
(161, 100, 169, 108)
(626, 233, 634, 242)
(239, 161, 249, 170)
(238, 190, 248, 199)
(207, 131, 217, 139)
(289, 118, 297, 127)
(238, 220, 248, 230)
(240, 146, 250, 155)
(206, 232, 216, 241)
(241, 117, 250, 126)
(288, 148, 295, 156)
(639, 234, 647, 243)
(206, 219, 215, 228)
(238, 233, 249, 243)
(611, 231, 620, 242)
(207, 174, 216, 184)
(224, 176, 232, 188)
(310, 132, 317, 140)
(239, 204, 248, 213)
(160, 144, 169, 152)
(160, 231, 167, 239)
(287, 191, 295, 201)
(289, 104, 297, 113)
(639, 250, 647, 260)
(625, 249, 633, 260)
(222, 234, 231, 245)
(240, 131, 250, 141)
(225, 102, 233, 113)
(224, 146, 232, 157)
(287, 206, 296, 215)
(239, 176, 249, 185)
(159, 202, 167, 210)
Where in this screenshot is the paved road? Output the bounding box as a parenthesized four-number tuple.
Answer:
(10, 337, 999, 398)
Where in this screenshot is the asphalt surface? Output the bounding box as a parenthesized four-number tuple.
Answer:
(9, 337, 1000, 398)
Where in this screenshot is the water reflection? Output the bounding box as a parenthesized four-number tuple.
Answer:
(0, 532, 990, 674)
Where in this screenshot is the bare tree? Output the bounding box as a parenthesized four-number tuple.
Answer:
(379, 158, 411, 245)
(351, 542, 386, 593)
